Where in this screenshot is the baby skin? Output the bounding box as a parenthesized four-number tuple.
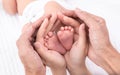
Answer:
(44, 26, 74, 54)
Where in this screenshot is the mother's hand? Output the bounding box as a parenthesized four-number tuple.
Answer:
(16, 17, 46, 75)
(34, 18, 66, 75)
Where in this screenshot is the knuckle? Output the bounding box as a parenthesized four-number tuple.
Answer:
(80, 10, 86, 14)
(16, 40, 19, 46)
(18, 48, 29, 58)
(16, 35, 26, 48)
(81, 11, 89, 20)
(16, 38, 21, 47)
(98, 17, 106, 24)
(18, 51, 27, 58)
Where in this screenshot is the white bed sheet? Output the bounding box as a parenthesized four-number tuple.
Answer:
(0, 2, 24, 75)
(0, 0, 120, 75)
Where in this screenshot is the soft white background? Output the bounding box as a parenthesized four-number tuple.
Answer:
(0, 0, 120, 75)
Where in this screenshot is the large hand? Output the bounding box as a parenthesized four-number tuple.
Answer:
(34, 18, 66, 75)
(16, 17, 46, 75)
(74, 9, 111, 65)
(58, 8, 120, 74)
(58, 8, 111, 64)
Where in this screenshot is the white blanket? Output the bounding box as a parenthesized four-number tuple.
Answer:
(0, 0, 120, 75)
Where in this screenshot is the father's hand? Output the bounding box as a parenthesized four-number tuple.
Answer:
(58, 8, 110, 61)
(16, 18, 46, 75)
(58, 8, 120, 74)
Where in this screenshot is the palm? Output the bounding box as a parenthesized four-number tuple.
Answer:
(65, 41, 86, 68)
(18, 38, 46, 72)
(36, 39, 66, 69)
(46, 50, 66, 68)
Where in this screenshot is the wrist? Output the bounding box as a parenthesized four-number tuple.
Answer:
(51, 67, 66, 75)
(25, 68, 46, 75)
(68, 63, 91, 75)
(98, 44, 120, 74)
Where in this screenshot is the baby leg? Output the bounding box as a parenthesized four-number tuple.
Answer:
(2, 0, 17, 15)
(16, 0, 35, 15)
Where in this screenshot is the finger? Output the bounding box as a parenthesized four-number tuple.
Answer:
(32, 14, 51, 29)
(58, 12, 80, 33)
(22, 23, 31, 33)
(17, 17, 42, 51)
(20, 24, 37, 41)
(73, 23, 87, 53)
(62, 9, 77, 18)
(78, 23, 86, 45)
(46, 13, 57, 34)
(58, 12, 80, 28)
(36, 18, 49, 41)
(21, 14, 50, 39)
(75, 8, 100, 29)
(70, 24, 87, 60)
(74, 33, 79, 42)
(34, 41, 49, 60)
(21, 15, 48, 38)
(50, 13, 57, 26)
(51, 19, 61, 32)
(16, 30, 34, 59)
(17, 39, 45, 69)
(81, 11, 105, 23)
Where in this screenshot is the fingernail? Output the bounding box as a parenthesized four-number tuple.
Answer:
(80, 23, 85, 30)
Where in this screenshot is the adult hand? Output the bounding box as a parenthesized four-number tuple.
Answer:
(34, 18, 66, 75)
(65, 23, 91, 75)
(16, 17, 46, 75)
(58, 8, 120, 74)
(75, 9, 120, 74)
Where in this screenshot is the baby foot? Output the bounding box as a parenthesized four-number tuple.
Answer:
(57, 26, 74, 50)
(44, 32, 66, 54)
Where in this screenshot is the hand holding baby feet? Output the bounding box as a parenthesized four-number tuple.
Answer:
(35, 18, 67, 75)
(57, 26, 74, 50)
(35, 41, 67, 75)
(44, 32, 66, 54)
(65, 24, 91, 75)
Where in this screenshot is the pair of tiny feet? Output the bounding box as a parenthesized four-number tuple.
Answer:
(44, 26, 74, 54)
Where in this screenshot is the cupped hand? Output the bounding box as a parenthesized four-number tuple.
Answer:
(58, 8, 112, 68)
(16, 17, 46, 75)
(74, 9, 111, 66)
(34, 18, 66, 75)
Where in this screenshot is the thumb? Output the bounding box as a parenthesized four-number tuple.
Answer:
(34, 41, 48, 60)
(77, 23, 87, 47)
